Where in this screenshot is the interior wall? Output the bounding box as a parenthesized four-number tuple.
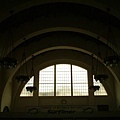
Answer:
(0, 69, 14, 112)
(12, 53, 116, 114)
(0, 70, 1, 111)
(115, 80, 120, 110)
(1, 81, 12, 112)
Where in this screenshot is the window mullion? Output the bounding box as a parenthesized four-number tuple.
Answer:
(54, 65, 56, 96)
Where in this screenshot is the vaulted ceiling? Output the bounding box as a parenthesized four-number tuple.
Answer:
(0, 0, 120, 113)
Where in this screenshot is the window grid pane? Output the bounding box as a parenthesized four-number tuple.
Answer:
(39, 84, 54, 96)
(56, 84, 71, 96)
(39, 65, 54, 96)
(73, 84, 88, 96)
(56, 64, 71, 96)
(56, 64, 71, 83)
(72, 65, 88, 96)
(38, 64, 89, 97)
(20, 76, 34, 97)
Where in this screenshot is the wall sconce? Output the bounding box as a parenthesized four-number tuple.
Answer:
(26, 86, 37, 93)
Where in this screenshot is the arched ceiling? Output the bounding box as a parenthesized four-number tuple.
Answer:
(1, 0, 120, 111)
(0, 1, 120, 75)
(0, 1, 120, 37)
(0, 0, 120, 88)
(0, 1, 120, 51)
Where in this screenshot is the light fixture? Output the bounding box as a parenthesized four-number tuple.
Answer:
(94, 43, 108, 82)
(16, 38, 30, 82)
(94, 74, 108, 82)
(26, 55, 37, 93)
(90, 54, 101, 91)
(26, 86, 37, 93)
(0, 11, 18, 69)
(0, 57, 18, 69)
(104, 55, 120, 66)
(0, 15, 18, 69)
(103, 20, 120, 66)
(89, 86, 100, 92)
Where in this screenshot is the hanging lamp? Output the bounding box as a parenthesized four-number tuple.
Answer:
(89, 85, 100, 92)
(89, 54, 100, 92)
(104, 55, 120, 66)
(16, 38, 30, 82)
(26, 86, 37, 93)
(103, 10, 120, 66)
(0, 11, 18, 68)
(26, 55, 37, 92)
(94, 43, 108, 82)
(103, 27, 120, 66)
(0, 57, 18, 69)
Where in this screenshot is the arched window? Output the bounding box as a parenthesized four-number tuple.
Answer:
(20, 64, 108, 97)
(39, 64, 88, 96)
(20, 76, 34, 97)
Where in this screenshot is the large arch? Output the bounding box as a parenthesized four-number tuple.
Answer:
(0, 1, 120, 117)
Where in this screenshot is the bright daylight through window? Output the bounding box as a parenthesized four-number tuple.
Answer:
(39, 64, 88, 96)
(93, 76, 108, 96)
(20, 64, 108, 97)
(20, 76, 34, 96)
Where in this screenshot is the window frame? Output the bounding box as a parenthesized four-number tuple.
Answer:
(38, 64, 89, 97)
(20, 63, 108, 97)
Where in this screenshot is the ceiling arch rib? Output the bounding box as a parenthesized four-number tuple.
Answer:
(14, 27, 117, 54)
(2, 29, 118, 94)
(10, 29, 120, 83)
(10, 45, 120, 84)
(1, 0, 120, 23)
(1, 2, 120, 58)
(1, 26, 119, 84)
(15, 27, 104, 46)
(1, 1, 120, 31)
